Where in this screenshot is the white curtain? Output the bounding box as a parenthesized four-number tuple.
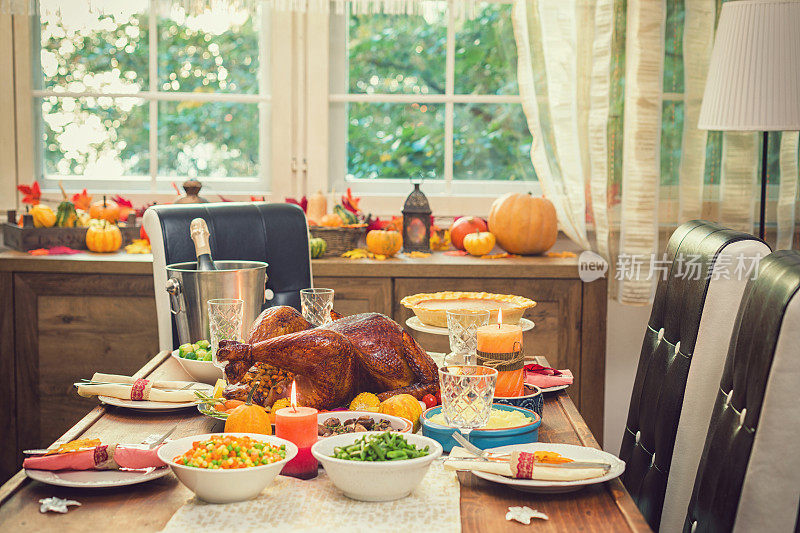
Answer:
(513, 0, 800, 304)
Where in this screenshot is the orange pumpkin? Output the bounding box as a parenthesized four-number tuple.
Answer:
(320, 213, 343, 227)
(85, 220, 122, 253)
(463, 231, 496, 256)
(366, 230, 402, 257)
(488, 193, 558, 255)
(89, 196, 120, 223)
(224, 383, 272, 435)
(379, 393, 423, 431)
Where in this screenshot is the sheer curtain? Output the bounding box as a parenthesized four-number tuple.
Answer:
(513, 0, 800, 304)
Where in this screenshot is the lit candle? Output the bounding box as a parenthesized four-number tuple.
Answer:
(476, 309, 525, 397)
(275, 381, 318, 479)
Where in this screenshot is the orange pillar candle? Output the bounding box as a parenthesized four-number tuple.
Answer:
(275, 381, 318, 479)
(476, 315, 524, 397)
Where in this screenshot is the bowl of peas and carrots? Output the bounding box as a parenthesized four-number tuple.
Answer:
(311, 431, 443, 501)
(157, 433, 297, 503)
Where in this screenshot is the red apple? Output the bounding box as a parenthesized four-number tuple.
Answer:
(449, 216, 489, 250)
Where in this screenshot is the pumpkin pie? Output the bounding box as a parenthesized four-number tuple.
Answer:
(401, 291, 536, 328)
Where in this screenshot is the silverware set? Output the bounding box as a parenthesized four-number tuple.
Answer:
(23, 424, 179, 456)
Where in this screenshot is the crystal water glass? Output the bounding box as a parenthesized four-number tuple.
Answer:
(438, 365, 498, 443)
(208, 298, 244, 369)
(300, 288, 335, 326)
(446, 309, 490, 365)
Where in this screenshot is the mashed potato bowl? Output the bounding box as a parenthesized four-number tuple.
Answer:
(421, 404, 541, 452)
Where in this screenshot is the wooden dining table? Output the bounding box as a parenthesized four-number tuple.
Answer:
(0, 351, 650, 532)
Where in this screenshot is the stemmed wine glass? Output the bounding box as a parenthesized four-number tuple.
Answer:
(446, 309, 490, 365)
(207, 298, 244, 370)
(438, 365, 498, 444)
(300, 288, 335, 326)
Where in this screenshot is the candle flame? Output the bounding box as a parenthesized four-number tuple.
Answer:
(290, 380, 298, 412)
(497, 308, 503, 327)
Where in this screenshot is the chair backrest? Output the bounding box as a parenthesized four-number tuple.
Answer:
(685, 250, 800, 533)
(620, 220, 770, 531)
(143, 202, 312, 351)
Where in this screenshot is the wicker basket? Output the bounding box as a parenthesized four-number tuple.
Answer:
(309, 226, 366, 256)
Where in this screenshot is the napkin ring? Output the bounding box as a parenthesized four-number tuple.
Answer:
(130, 378, 152, 401)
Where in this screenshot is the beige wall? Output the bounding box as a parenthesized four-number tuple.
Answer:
(603, 299, 652, 454)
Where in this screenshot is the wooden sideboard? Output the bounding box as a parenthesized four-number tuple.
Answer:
(0, 244, 606, 483)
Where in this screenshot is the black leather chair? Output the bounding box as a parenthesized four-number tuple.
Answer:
(685, 250, 800, 533)
(620, 221, 770, 531)
(143, 202, 312, 351)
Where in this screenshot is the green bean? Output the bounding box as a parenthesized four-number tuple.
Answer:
(329, 432, 430, 461)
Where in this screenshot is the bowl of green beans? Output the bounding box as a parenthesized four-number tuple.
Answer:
(311, 431, 443, 501)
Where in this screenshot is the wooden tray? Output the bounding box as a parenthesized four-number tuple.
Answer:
(2, 222, 141, 252)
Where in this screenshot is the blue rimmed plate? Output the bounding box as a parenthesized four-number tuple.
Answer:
(421, 403, 541, 452)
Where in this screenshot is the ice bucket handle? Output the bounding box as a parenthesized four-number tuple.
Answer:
(165, 277, 184, 315)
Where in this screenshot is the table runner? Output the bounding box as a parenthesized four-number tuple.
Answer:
(162, 461, 460, 533)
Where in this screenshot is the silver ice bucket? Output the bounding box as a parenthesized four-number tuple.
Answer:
(165, 260, 268, 346)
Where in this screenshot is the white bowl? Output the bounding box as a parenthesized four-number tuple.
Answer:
(311, 432, 442, 501)
(171, 349, 224, 384)
(317, 411, 413, 435)
(157, 433, 298, 503)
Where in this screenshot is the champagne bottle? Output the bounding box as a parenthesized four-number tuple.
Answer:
(190, 218, 217, 271)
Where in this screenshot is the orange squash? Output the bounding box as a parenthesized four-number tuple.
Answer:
(320, 213, 343, 227)
(89, 195, 120, 223)
(463, 231, 496, 256)
(379, 393, 423, 431)
(366, 230, 402, 257)
(488, 193, 558, 255)
(224, 383, 272, 435)
(85, 220, 122, 253)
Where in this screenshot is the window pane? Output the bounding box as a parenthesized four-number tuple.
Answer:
(158, 0, 263, 94)
(455, 3, 518, 95)
(453, 104, 534, 181)
(660, 100, 683, 186)
(346, 10, 447, 94)
(346, 103, 444, 180)
(38, 0, 149, 92)
(41, 96, 149, 176)
(158, 101, 260, 177)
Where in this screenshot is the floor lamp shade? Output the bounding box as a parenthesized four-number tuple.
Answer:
(698, 0, 800, 131)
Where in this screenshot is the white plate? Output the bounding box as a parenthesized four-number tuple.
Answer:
(406, 316, 535, 336)
(99, 384, 212, 412)
(26, 466, 169, 488)
(470, 442, 625, 494)
(538, 384, 570, 393)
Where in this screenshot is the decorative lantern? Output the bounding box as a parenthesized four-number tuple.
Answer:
(175, 179, 209, 204)
(402, 182, 432, 253)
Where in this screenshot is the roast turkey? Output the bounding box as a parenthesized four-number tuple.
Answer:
(217, 306, 440, 410)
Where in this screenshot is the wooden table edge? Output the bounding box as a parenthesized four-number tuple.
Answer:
(0, 350, 173, 506)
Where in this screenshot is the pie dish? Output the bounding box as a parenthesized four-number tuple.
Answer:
(401, 291, 536, 327)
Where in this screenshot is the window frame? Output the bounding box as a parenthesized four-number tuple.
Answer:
(315, 0, 541, 217)
(13, 0, 295, 203)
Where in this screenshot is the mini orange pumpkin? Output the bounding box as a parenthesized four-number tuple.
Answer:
(488, 192, 558, 255)
(366, 230, 402, 257)
(224, 383, 272, 435)
(463, 231, 496, 256)
(319, 213, 343, 227)
(85, 220, 122, 253)
(89, 195, 120, 223)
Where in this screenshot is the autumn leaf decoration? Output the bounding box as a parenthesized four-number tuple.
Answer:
(71, 189, 93, 211)
(17, 182, 42, 205)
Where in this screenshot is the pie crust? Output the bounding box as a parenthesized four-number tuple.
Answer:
(401, 291, 536, 328)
